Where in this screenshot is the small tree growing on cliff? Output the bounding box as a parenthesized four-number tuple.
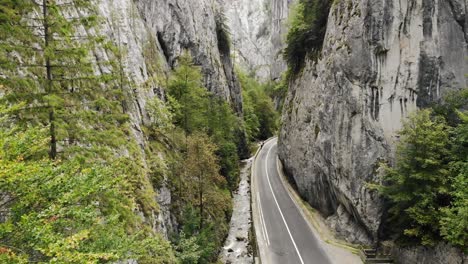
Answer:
(167, 52, 209, 136)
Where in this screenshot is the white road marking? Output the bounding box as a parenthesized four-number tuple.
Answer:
(265, 141, 305, 264)
(257, 194, 270, 245)
(256, 195, 266, 242)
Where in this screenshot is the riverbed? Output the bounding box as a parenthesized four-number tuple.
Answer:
(219, 157, 254, 264)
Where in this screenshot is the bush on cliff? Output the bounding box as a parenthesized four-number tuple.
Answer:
(284, 0, 332, 75)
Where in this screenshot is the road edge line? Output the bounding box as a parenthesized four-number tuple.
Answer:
(250, 138, 274, 264)
(265, 142, 306, 264)
(275, 156, 362, 255)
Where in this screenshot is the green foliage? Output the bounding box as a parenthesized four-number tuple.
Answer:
(146, 96, 174, 133)
(168, 134, 231, 264)
(440, 111, 468, 250)
(167, 52, 241, 190)
(0, 1, 178, 262)
(0, 126, 176, 263)
(168, 53, 209, 134)
(174, 231, 202, 264)
(380, 110, 451, 246)
(284, 0, 332, 75)
(237, 70, 279, 142)
(0, 0, 127, 160)
(379, 89, 468, 249)
(165, 53, 239, 262)
(263, 73, 289, 112)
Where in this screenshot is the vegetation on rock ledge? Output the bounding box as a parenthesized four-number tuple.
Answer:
(284, 0, 332, 76)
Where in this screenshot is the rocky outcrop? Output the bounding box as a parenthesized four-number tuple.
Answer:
(392, 243, 467, 264)
(95, 0, 244, 238)
(278, 0, 467, 246)
(134, 0, 243, 113)
(223, 0, 290, 81)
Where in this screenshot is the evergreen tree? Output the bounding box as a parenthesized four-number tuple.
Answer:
(182, 133, 231, 263)
(0, 118, 176, 263)
(0, 0, 127, 160)
(0, 2, 177, 262)
(168, 53, 242, 190)
(380, 110, 451, 246)
(185, 133, 229, 229)
(440, 110, 468, 249)
(284, 0, 332, 75)
(238, 70, 279, 141)
(167, 52, 209, 135)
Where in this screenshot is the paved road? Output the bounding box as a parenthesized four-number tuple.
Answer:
(253, 138, 332, 264)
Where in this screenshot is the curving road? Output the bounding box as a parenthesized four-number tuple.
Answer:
(252, 138, 332, 264)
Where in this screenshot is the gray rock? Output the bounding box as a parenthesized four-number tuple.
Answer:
(278, 0, 467, 248)
(222, 0, 290, 81)
(134, 0, 243, 113)
(392, 243, 467, 264)
(95, 0, 245, 239)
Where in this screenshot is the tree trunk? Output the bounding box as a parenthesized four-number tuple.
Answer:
(199, 170, 204, 230)
(43, 0, 56, 160)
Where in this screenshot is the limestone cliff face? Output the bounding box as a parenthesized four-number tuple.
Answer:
(134, 0, 243, 113)
(278, 0, 467, 246)
(94, 0, 243, 237)
(223, 0, 290, 81)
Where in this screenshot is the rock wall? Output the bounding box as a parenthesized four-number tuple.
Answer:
(392, 243, 467, 264)
(223, 0, 291, 81)
(278, 0, 467, 245)
(94, 0, 244, 237)
(97, 0, 173, 237)
(134, 0, 243, 113)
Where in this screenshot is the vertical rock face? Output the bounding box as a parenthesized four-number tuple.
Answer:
(392, 243, 467, 264)
(278, 0, 467, 244)
(134, 0, 243, 113)
(95, 0, 245, 237)
(223, 0, 290, 81)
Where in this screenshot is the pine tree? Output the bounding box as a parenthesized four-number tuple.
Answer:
(185, 133, 229, 230)
(0, 0, 127, 160)
(167, 52, 209, 135)
(0, 115, 177, 263)
(0, 2, 177, 262)
(238, 69, 278, 141)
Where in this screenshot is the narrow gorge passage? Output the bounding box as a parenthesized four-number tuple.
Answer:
(0, 0, 466, 263)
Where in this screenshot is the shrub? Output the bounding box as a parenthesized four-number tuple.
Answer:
(284, 0, 332, 75)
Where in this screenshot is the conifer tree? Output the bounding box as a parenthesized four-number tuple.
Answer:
(380, 110, 451, 246)
(167, 52, 209, 135)
(185, 133, 229, 230)
(0, 0, 127, 160)
(0, 1, 178, 262)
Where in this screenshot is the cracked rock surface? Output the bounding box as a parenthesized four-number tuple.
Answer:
(278, 0, 467, 253)
(222, 0, 290, 81)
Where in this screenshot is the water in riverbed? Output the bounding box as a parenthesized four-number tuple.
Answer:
(219, 158, 254, 264)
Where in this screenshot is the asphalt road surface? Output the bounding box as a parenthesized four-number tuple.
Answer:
(253, 138, 332, 264)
